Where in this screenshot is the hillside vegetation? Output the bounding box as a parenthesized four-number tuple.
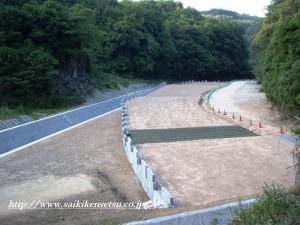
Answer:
(232, 0, 300, 223)
(0, 0, 251, 109)
(251, 0, 300, 115)
(231, 184, 300, 225)
(200, 8, 264, 68)
(201, 8, 261, 21)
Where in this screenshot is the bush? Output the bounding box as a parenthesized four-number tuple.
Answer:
(231, 183, 300, 225)
(0, 45, 58, 106)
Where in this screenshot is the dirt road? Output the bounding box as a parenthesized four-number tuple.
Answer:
(0, 112, 182, 225)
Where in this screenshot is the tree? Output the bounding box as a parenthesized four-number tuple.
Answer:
(0, 45, 58, 106)
(0, 0, 252, 108)
(252, 0, 300, 115)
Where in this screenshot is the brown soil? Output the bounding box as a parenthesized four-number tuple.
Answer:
(0, 112, 193, 225)
(127, 83, 295, 207)
(0, 82, 295, 225)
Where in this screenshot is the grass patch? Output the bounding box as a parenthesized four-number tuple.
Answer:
(93, 73, 168, 90)
(0, 76, 167, 121)
(0, 106, 73, 121)
(231, 183, 300, 225)
(0, 95, 84, 121)
(98, 219, 120, 225)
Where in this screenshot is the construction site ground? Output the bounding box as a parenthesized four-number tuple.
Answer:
(0, 81, 295, 224)
(127, 82, 295, 207)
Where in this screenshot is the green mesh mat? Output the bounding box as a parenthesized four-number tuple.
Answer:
(129, 126, 259, 145)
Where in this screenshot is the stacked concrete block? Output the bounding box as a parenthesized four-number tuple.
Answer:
(120, 82, 177, 208)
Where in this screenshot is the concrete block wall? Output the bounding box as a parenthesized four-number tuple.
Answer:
(121, 83, 177, 208)
(126, 199, 256, 225)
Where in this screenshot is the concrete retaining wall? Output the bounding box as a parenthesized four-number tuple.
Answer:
(126, 199, 256, 225)
(0, 84, 165, 155)
(121, 83, 176, 207)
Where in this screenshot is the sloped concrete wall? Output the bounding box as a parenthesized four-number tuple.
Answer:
(121, 83, 176, 207)
(126, 199, 256, 225)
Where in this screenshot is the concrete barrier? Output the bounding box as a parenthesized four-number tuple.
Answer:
(121, 83, 176, 208)
(126, 199, 256, 225)
(175, 80, 223, 85)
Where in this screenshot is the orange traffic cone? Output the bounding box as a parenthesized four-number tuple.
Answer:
(280, 126, 284, 134)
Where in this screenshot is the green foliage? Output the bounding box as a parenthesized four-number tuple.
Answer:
(0, 0, 252, 110)
(0, 0, 91, 108)
(293, 128, 300, 137)
(232, 183, 300, 225)
(0, 45, 58, 106)
(98, 219, 119, 225)
(201, 8, 261, 21)
(252, 0, 300, 115)
(0, 105, 74, 121)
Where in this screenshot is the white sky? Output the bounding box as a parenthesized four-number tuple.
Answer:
(179, 0, 272, 17)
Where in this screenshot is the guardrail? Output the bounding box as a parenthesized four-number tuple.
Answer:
(0, 84, 165, 156)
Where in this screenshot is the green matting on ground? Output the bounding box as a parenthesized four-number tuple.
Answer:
(129, 126, 259, 145)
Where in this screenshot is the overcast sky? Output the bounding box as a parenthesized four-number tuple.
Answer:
(178, 0, 272, 17)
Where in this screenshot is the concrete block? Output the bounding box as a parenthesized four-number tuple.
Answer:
(126, 138, 132, 152)
(141, 162, 148, 191)
(153, 181, 160, 191)
(146, 168, 155, 199)
(137, 155, 142, 165)
(136, 158, 143, 181)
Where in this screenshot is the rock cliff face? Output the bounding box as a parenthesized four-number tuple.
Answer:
(54, 56, 93, 96)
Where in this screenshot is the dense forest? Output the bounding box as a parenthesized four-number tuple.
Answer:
(201, 8, 261, 21)
(200, 8, 264, 68)
(251, 0, 300, 116)
(0, 0, 251, 108)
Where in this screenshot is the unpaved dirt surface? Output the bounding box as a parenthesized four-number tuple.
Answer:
(0, 112, 190, 225)
(210, 81, 294, 134)
(1, 81, 295, 224)
(128, 83, 227, 129)
(127, 83, 295, 207)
